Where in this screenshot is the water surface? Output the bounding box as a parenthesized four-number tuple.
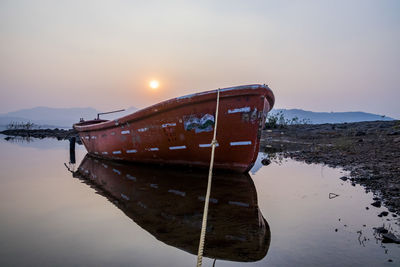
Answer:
(0, 136, 399, 266)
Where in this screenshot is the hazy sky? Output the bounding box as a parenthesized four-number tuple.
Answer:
(1, 0, 399, 118)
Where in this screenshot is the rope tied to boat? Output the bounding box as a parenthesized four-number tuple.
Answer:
(196, 89, 220, 267)
(210, 139, 218, 146)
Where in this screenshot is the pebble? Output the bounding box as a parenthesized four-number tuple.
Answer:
(355, 131, 366, 136)
(371, 201, 382, 208)
(382, 232, 400, 244)
(378, 211, 389, 217)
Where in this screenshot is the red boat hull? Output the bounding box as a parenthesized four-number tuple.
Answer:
(73, 84, 274, 172)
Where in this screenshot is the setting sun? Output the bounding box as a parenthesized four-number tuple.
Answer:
(149, 80, 159, 89)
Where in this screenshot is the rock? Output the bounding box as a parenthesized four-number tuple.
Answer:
(371, 201, 381, 208)
(374, 227, 388, 234)
(340, 176, 348, 181)
(378, 211, 389, 217)
(261, 158, 271, 166)
(355, 131, 366, 136)
(394, 137, 400, 143)
(329, 193, 339, 199)
(382, 232, 400, 244)
(387, 131, 400, 136)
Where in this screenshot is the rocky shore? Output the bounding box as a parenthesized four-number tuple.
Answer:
(0, 128, 79, 141)
(2, 121, 399, 215)
(261, 120, 400, 215)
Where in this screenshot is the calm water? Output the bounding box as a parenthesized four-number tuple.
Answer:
(0, 136, 399, 266)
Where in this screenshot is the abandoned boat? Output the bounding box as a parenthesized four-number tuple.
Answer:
(73, 84, 275, 172)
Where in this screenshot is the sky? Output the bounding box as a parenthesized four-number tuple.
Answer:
(0, 0, 399, 118)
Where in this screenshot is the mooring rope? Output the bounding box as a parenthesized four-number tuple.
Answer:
(196, 89, 220, 267)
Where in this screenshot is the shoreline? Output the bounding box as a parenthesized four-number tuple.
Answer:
(2, 121, 399, 215)
(0, 128, 79, 141)
(261, 120, 400, 216)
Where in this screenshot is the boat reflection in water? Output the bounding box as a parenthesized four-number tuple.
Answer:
(72, 154, 271, 262)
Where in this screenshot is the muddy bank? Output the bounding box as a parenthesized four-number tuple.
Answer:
(261, 120, 400, 215)
(0, 128, 79, 141)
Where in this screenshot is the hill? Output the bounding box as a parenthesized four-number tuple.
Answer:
(0, 106, 137, 128)
(0, 106, 395, 129)
(269, 109, 395, 124)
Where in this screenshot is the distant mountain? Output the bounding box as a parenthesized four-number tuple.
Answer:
(0, 106, 395, 129)
(0, 106, 137, 128)
(269, 109, 395, 124)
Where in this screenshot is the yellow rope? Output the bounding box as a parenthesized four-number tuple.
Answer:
(196, 89, 220, 267)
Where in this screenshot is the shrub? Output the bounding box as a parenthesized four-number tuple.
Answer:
(6, 121, 38, 130)
(265, 111, 311, 129)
